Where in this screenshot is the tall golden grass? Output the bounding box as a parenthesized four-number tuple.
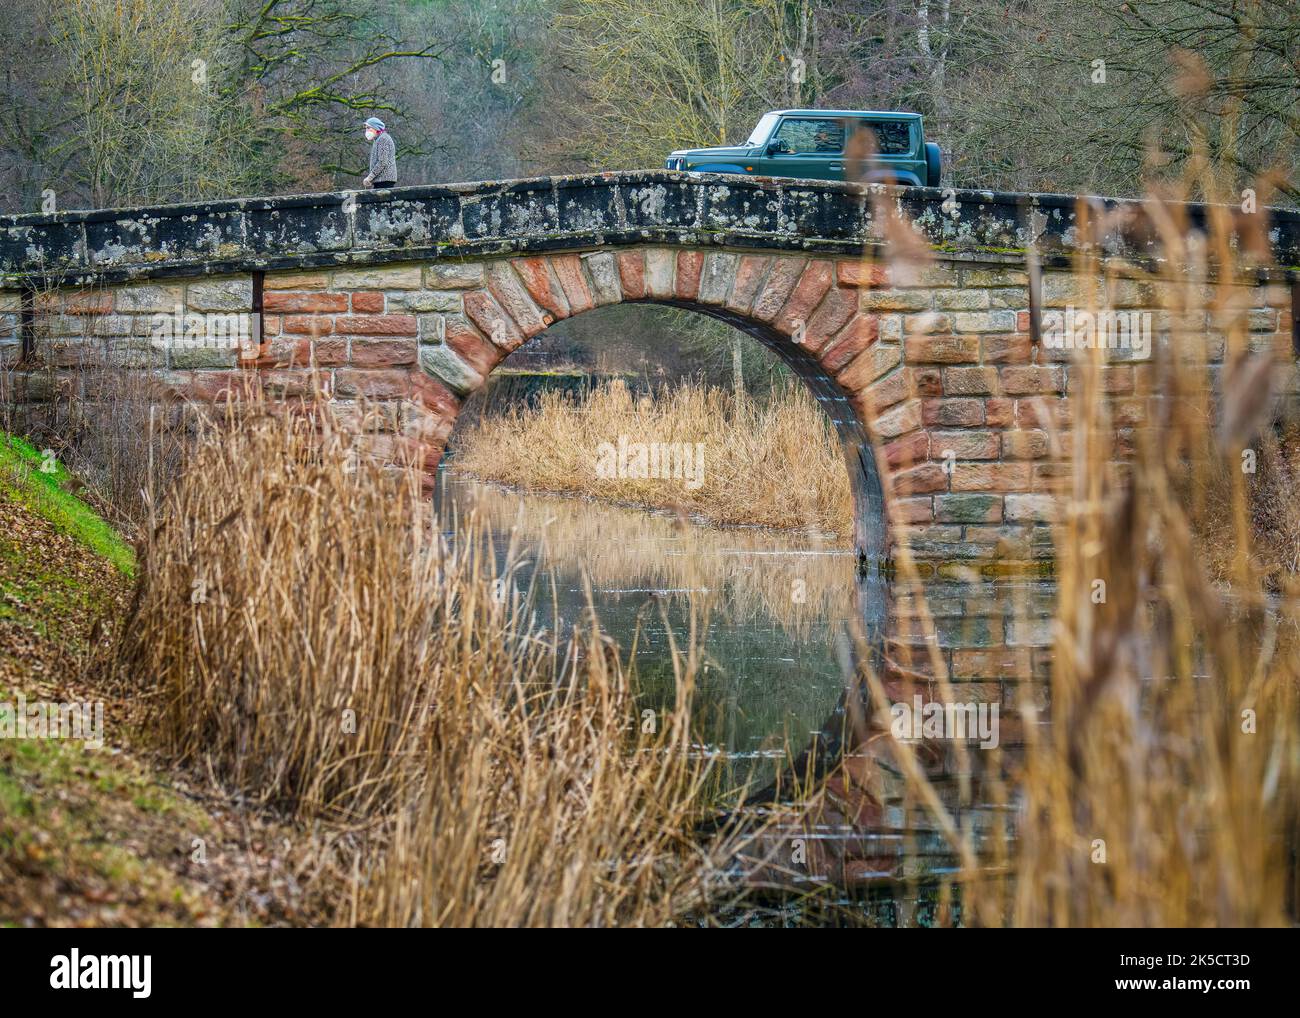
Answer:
(451, 379, 854, 538)
(846, 175, 1300, 926)
(110, 402, 746, 926)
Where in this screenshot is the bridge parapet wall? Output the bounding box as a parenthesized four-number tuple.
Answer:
(3, 244, 1293, 572)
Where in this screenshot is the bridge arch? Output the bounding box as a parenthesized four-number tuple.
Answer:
(396, 248, 892, 567)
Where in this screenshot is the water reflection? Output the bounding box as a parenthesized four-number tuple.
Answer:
(434, 468, 1058, 892)
(434, 469, 860, 788)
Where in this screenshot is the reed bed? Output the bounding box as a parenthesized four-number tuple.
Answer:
(850, 174, 1300, 926)
(110, 403, 743, 926)
(451, 379, 854, 538)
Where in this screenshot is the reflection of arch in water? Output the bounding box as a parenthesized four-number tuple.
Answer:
(434, 470, 858, 643)
(433, 466, 887, 779)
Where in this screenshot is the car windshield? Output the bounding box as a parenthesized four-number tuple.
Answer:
(745, 113, 779, 147)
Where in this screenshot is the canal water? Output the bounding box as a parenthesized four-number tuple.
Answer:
(433, 468, 861, 791)
(433, 467, 1057, 921)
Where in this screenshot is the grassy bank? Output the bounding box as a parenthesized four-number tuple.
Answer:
(0, 433, 326, 927)
(451, 380, 854, 540)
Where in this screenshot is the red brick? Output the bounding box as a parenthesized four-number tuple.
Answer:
(951, 649, 1029, 679)
(350, 338, 416, 367)
(951, 462, 1032, 492)
(752, 257, 808, 322)
(259, 369, 320, 399)
(351, 291, 385, 313)
(873, 397, 922, 439)
(261, 336, 304, 366)
(1002, 429, 1050, 459)
(774, 259, 834, 336)
(1112, 397, 1147, 425)
(486, 262, 551, 337)
(1017, 396, 1071, 427)
(727, 256, 772, 315)
(1032, 461, 1071, 492)
(407, 371, 463, 419)
(1000, 366, 1064, 395)
(818, 314, 879, 373)
(265, 291, 349, 313)
(905, 334, 979, 363)
(883, 430, 929, 468)
(463, 289, 525, 351)
(550, 254, 594, 314)
(674, 251, 704, 300)
(982, 333, 1031, 363)
(805, 286, 859, 351)
(178, 370, 251, 402)
(943, 366, 998, 396)
(914, 367, 943, 396)
(616, 251, 646, 299)
(893, 496, 935, 524)
(930, 430, 1000, 459)
(295, 337, 348, 366)
(923, 398, 983, 427)
(339, 314, 417, 336)
(282, 314, 335, 335)
(333, 368, 413, 399)
(891, 462, 948, 496)
(1101, 366, 1135, 394)
(512, 256, 569, 319)
(836, 342, 900, 392)
(859, 366, 912, 414)
(444, 317, 504, 377)
(1016, 311, 1032, 331)
(837, 261, 889, 288)
(1076, 369, 1138, 395)
(985, 398, 1015, 427)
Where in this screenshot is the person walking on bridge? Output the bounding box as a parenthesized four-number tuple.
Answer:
(362, 117, 397, 189)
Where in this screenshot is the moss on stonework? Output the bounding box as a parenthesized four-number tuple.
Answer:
(929, 243, 1028, 256)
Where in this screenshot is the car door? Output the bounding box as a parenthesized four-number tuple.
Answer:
(762, 117, 846, 180)
(850, 119, 918, 183)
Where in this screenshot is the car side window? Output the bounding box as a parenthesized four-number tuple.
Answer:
(862, 121, 913, 155)
(772, 118, 844, 154)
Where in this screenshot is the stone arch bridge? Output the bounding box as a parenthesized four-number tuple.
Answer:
(3, 170, 1298, 571)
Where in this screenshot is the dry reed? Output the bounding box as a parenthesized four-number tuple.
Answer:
(451, 379, 854, 539)
(844, 171, 1300, 926)
(110, 401, 745, 926)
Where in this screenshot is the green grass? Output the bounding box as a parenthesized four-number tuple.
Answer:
(0, 435, 133, 575)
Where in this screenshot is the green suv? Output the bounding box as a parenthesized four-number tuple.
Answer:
(664, 109, 941, 186)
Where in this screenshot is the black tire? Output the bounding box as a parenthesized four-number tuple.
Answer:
(924, 142, 942, 188)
